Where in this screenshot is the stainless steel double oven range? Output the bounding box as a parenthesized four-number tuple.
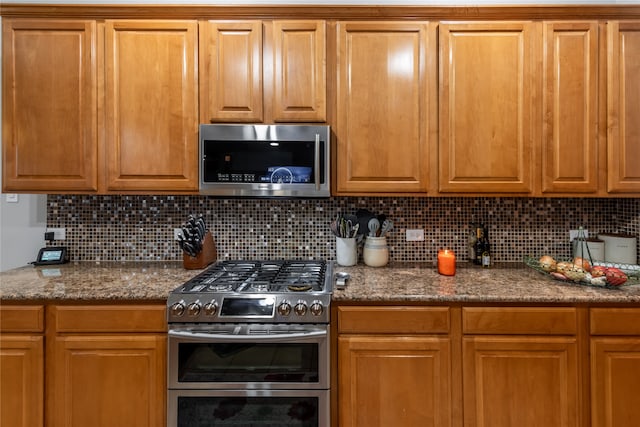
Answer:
(167, 260, 333, 427)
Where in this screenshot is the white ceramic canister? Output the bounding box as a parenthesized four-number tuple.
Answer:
(572, 238, 605, 262)
(598, 233, 638, 264)
(336, 237, 358, 266)
(363, 236, 389, 267)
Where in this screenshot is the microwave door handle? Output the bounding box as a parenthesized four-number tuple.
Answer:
(314, 133, 320, 191)
(168, 329, 327, 342)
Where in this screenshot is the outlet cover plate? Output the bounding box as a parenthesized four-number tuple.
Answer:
(46, 227, 66, 240)
(569, 229, 589, 242)
(406, 229, 425, 242)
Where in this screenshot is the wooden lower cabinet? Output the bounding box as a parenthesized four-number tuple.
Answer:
(0, 305, 45, 427)
(590, 308, 640, 427)
(338, 335, 451, 427)
(50, 334, 166, 427)
(336, 306, 454, 427)
(463, 336, 580, 427)
(47, 304, 167, 427)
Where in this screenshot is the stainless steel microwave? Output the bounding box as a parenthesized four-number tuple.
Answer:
(199, 124, 330, 197)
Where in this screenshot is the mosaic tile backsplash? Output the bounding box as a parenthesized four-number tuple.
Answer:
(46, 196, 640, 265)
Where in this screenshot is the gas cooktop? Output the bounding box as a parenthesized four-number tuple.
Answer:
(180, 260, 329, 294)
(167, 260, 333, 324)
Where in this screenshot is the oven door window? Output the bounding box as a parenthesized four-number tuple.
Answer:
(177, 395, 319, 427)
(178, 342, 319, 383)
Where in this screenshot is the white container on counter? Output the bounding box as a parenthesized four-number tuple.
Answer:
(598, 233, 637, 265)
(336, 237, 358, 266)
(572, 238, 605, 262)
(363, 236, 389, 267)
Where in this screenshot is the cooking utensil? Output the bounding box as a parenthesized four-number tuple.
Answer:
(368, 218, 380, 237)
(356, 209, 375, 237)
(380, 219, 394, 237)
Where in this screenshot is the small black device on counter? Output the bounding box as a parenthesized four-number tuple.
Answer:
(33, 246, 69, 266)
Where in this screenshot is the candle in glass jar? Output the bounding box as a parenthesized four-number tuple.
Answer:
(438, 249, 456, 276)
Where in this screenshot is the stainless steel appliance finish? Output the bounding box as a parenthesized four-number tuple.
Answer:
(167, 260, 332, 427)
(199, 124, 331, 197)
(167, 260, 333, 324)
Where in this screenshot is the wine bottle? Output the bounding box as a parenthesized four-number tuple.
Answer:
(473, 226, 484, 265)
(481, 226, 491, 268)
(468, 223, 477, 262)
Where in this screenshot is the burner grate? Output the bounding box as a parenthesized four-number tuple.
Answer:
(182, 260, 327, 293)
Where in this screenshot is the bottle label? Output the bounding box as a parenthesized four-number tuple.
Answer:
(482, 253, 491, 267)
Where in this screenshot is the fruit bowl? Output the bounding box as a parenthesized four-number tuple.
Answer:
(524, 256, 640, 289)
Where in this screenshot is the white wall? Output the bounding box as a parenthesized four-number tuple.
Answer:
(0, 17, 48, 272)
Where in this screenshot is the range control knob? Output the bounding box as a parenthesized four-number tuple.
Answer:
(187, 301, 201, 317)
(203, 301, 218, 316)
(294, 302, 308, 316)
(170, 302, 185, 317)
(277, 301, 292, 316)
(310, 302, 324, 316)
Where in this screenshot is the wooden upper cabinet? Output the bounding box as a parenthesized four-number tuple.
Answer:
(542, 21, 600, 194)
(200, 20, 326, 123)
(104, 20, 198, 192)
(336, 21, 430, 194)
(2, 19, 97, 192)
(200, 20, 263, 123)
(272, 20, 326, 122)
(607, 21, 640, 193)
(438, 22, 534, 193)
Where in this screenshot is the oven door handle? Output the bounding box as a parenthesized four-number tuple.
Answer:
(168, 329, 327, 342)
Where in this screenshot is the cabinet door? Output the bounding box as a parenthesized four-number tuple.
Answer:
(463, 336, 580, 427)
(591, 338, 640, 427)
(50, 334, 166, 427)
(104, 20, 198, 192)
(272, 20, 326, 122)
(0, 335, 44, 427)
(336, 22, 430, 194)
(200, 20, 263, 123)
(439, 22, 533, 193)
(542, 21, 599, 193)
(338, 335, 451, 427)
(607, 21, 640, 193)
(2, 19, 97, 192)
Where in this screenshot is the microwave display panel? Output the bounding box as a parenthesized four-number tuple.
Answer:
(202, 140, 326, 185)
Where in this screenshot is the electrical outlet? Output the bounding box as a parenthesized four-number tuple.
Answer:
(174, 228, 184, 241)
(5, 194, 18, 203)
(406, 229, 425, 242)
(569, 229, 589, 242)
(46, 227, 66, 240)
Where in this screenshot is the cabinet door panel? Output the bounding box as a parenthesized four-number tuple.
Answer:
(50, 335, 166, 427)
(542, 21, 599, 193)
(591, 337, 640, 427)
(0, 336, 44, 427)
(2, 19, 97, 192)
(338, 335, 451, 427)
(105, 20, 198, 191)
(336, 22, 429, 193)
(439, 22, 533, 193)
(201, 21, 263, 123)
(607, 21, 640, 193)
(463, 336, 580, 427)
(273, 20, 326, 122)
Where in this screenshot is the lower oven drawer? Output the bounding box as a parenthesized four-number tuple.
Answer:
(168, 389, 329, 427)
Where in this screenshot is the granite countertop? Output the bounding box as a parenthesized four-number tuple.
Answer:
(332, 263, 640, 304)
(1, 261, 640, 304)
(0, 262, 200, 302)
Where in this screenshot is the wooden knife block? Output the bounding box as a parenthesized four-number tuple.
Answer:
(183, 231, 217, 270)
